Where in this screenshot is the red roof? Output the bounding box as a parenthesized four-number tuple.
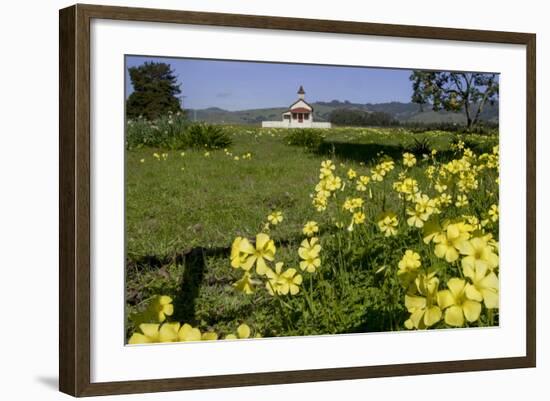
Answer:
(289, 107, 311, 113)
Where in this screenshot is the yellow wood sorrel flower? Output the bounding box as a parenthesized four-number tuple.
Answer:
(239, 233, 276, 275)
(231, 234, 276, 275)
(178, 323, 202, 342)
(402, 152, 417, 167)
(377, 212, 399, 237)
(352, 211, 366, 224)
(128, 322, 180, 344)
(298, 237, 322, 273)
(302, 221, 319, 237)
(267, 211, 283, 225)
(201, 332, 219, 341)
(433, 223, 471, 263)
(488, 204, 499, 222)
(398, 250, 421, 275)
(404, 273, 442, 329)
(437, 278, 481, 327)
(233, 271, 255, 295)
(237, 323, 251, 339)
(356, 175, 370, 191)
(266, 262, 303, 295)
(463, 263, 499, 309)
(370, 166, 385, 182)
(455, 194, 469, 208)
(150, 295, 174, 323)
(230, 236, 252, 269)
(225, 325, 251, 340)
(407, 204, 429, 228)
(458, 236, 499, 272)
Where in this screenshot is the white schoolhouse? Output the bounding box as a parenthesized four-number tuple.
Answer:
(261, 86, 331, 128)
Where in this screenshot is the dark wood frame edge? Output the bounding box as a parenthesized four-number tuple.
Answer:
(59, 3, 536, 397)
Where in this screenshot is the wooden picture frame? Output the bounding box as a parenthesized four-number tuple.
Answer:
(59, 3, 536, 397)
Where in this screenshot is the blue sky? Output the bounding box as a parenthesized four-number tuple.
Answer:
(125, 56, 415, 111)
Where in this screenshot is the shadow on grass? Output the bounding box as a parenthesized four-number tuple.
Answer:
(173, 248, 207, 324)
(315, 140, 457, 163)
(347, 307, 409, 333)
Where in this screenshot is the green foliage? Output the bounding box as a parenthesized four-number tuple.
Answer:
(126, 116, 231, 150)
(285, 128, 325, 150)
(404, 121, 498, 135)
(126, 61, 182, 120)
(126, 112, 190, 150)
(186, 123, 233, 150)
(329, 109, 399, 127)
(410, 71, 499, 130)
(408, 137, 432, 157)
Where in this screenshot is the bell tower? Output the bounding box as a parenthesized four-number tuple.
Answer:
(297, 85, 305, 100)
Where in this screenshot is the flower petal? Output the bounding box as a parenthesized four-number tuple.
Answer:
(437, 290, 455, 310)
(481, 288, 499, 309)
(447, 278, 466, 298)
(480, 272, 499, 291)
(405, 295, 426, 312)
(424, 306, 442, 327)
(238, 238, 255, 254)
(463, 300, 482, 322)
(256, 257, 269, 275)
(465, 283, 483, 302)
(237, 324, 251, 339)
(255, 233, 270, 250)
(139, 323, 160, 338)
(128, 333, 151, 344)
(162, 303, 174, 317)
(159, 322, 180, 342)
(445, 305, 464, 327)
(201, 332, 218, 341)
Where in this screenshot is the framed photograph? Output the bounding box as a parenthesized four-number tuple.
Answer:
(59, 4, 536, 397)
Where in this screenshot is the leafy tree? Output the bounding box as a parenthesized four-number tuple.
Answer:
(126, 62, 182, 120)
(410, 71, 499, 130)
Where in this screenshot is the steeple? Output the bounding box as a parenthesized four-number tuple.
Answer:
(297, 85, 305, 100)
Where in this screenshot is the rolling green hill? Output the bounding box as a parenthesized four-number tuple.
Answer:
(186, 100, 498, 126)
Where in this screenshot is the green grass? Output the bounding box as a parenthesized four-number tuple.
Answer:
(125, 126, 499, 338)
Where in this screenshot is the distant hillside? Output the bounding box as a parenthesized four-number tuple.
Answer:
(187, 100, 498, 126)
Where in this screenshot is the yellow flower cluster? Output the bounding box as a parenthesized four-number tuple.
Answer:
(211, 140, 500, 336)
(128, 297, 259, 344)
(224, 147, 253, 161)
(312, 160, 342, 212)
(402, 217, 499, 329)
(231, 230, 314, 297)
(370, 159, 395, 182)
(299, 237, 322, 273)
(406, 194, 437, 228)
(153, 152, 169, 161)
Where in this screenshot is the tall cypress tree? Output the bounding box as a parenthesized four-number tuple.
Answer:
(126, 62, 182, 120)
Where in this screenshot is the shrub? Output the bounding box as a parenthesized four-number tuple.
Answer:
(126, 115, 232, 150)
(408, 137, 432, 157)
(126, 112, 190, 150)
(285, 129, 325, 151)
(186, 123, 232, 150)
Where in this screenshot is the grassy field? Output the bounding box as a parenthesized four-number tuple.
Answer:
(126, 126, 499, 340)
